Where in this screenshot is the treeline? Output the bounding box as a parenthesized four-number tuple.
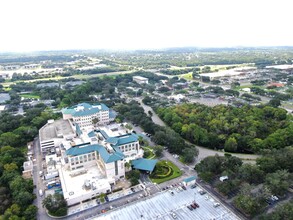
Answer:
(0, 105, 59, 219)
(157, 103, 293, 153)
(104, 48, 293, 68)
(114, 101, 197, 163)
(195, 146, 293, 217)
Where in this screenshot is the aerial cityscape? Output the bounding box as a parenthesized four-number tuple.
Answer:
(0, 1, 293, 220)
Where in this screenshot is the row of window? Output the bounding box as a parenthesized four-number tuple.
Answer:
(120, 143, 138, 151)
(70, 153, 96, 166)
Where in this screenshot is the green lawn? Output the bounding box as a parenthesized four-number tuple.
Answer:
(20, 93, 40, 99)
(150, 160, 182, 184)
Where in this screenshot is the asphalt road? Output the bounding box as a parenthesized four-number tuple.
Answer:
(33, 137, 52, 220)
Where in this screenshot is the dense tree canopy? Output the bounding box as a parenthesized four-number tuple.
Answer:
(157, 103, 292, 153)
(195, 147, 293, 217)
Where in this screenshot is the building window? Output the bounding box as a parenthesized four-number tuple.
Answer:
(115, 161, 118, 176)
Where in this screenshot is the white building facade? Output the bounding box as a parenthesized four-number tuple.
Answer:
(62, 103, 112, 128)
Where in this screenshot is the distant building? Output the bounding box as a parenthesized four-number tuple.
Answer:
(268, 82, 285, 87)
(0, 72, 9, 79)
(62, 103, 113, 128)
(36, 82, 59, 88)
(133, 76, 149, 84)
(3, 65, 20, 70)
(23, 64, 41, 69)
(64, 80, 85, 87)
(0, 93, 11, 104)
(241, 88, 251, 93)
(0, 105, 7, 112)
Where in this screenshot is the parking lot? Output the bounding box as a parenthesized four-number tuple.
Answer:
(91, 185, 241, 220)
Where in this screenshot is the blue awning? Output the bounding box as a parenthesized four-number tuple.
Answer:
(183, 176, 196, 183)
(131, 158, 158, 172)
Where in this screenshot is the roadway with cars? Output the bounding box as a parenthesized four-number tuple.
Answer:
(32, 137, 52, 220)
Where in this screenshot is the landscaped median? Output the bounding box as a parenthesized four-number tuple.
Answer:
(150, 160, 182, 184)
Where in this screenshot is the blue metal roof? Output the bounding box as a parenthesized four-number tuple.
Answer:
(112, 133, 138, 146)
(88, 131, 96, 138)
(183, 176, 196, 183)
(131, 158, 158, 172)
(62, 103, 110, 117)
(66, 144, 124, 163)
(106, 137, 119, 145)
(76, 124, 82, 136)
(100, 103, 109, 111)
(72, 107, 99, 117)
(97, 130, 109, 139)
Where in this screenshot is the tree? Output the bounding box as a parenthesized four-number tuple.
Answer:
(224, 137, 238, 152)
(268, 98, 281, 108)
(238, 164, 264, 184)
(259, 200, 293, 220)
(265, 170, 290, 196)
(233, 194, 263, 216)
(126, 170, 140, 186)
(23, 205, 38, 220)
(182, 147, 198, 163)
(154, 145, 163, 157)
(42, 194, 68, 217)
(92, 117, 99, 125)
(2, 204, 21, 220)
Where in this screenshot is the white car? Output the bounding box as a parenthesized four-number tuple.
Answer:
(171, 212, 177, 219)
(213, 202, 220, 208)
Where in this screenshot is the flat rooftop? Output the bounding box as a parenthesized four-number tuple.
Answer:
(40, 119, 74, 142)
(98, 124, 128, 137)
(0, 93, 11, 104)
(59, 165, 110, 202)
(93, 186, 240, 220)
(199, 67, 256, 78)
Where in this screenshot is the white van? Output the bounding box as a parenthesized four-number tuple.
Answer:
(39, 189, 43, 197)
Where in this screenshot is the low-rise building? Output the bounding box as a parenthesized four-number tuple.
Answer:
(133, 76, 149, 84)
(22, 160, 33, 179)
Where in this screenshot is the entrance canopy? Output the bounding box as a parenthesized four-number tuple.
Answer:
(131, 158, 158, 172)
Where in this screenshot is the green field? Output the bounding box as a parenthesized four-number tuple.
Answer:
(150, 160, 182, 184)
(0, 70, 135, 88)
(20, 93, 40, 99)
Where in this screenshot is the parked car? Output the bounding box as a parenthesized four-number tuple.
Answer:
(191, 203, 197, 209)
(194, 202, 199, 208)
(213, 203, 220, 208)
(191, 184, 197, 189)
(182, 185, 187, 190)
(187, 205, 193, 211)
(171, 212, 177, 219)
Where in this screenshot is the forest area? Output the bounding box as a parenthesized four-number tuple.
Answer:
(195, 147, 293, 218)
(156, 103, 293, 153)
(0, 105, 59, 219)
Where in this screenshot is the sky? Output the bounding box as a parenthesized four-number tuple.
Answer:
(0, 0, 293, 52)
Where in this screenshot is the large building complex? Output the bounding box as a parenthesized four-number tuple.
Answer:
(62, 103, 114, 128)
(39, 103, 145, 206)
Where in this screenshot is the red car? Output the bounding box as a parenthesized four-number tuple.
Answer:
(193, 202, 199, 208)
